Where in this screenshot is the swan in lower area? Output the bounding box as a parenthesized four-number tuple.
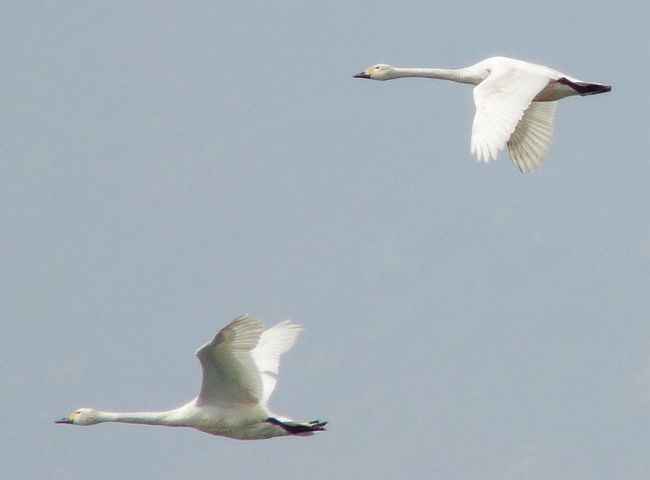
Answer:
(56, 314, 326, 440)
(354, 56, 611, 172)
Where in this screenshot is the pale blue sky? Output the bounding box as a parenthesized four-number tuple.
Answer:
(2, 1, 649, 479)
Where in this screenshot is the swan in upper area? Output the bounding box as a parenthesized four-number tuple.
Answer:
(354, 56, 611, 172)
(56, 314, 326, 440)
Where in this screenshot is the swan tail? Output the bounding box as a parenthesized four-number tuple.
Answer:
(557, 77, 612, 96)
(266, 417, 327, 435)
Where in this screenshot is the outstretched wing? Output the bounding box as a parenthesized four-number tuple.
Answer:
(252, 320, 302, 406)
(471, 67, 551, 163)
(195, 315, 265, 407)
(195, 315, 302, 408)
(507, 101, 557, 172)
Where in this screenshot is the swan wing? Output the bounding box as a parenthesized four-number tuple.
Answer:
(195, 315, 302, 408)
(195, 314, 265, 407)
(252, 320, 302, 405)
(471, 67, 551, 163)
(507, 101, 558, 172)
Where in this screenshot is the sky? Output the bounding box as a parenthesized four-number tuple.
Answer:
(2, 1, 649, 479)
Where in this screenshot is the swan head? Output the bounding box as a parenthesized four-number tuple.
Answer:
(55, 408, 100, 426)
(353, 64, 395, 81)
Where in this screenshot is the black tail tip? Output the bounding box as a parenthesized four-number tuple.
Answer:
(266, 417, 327, 434)
(557, 77, 612, 95)
(575, 83, 612, 95)
(309, 420, 327, 431)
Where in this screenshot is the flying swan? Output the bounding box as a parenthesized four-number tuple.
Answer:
(56, 314, 326, 440)
(354, 56, 611, 172)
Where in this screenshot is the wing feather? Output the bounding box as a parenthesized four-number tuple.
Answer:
(252, 320, 302, 405)
(195, 314, 264, 407)
(471, 67, 551, 163)
(507, 101, 557, 172)
(194, 315, 302, 408)
(252, 320, 302, 375)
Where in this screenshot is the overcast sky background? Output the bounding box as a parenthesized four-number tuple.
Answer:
(2, 2, 649, 479)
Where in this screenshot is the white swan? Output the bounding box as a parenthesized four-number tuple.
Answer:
(354, 56, 611, 172)
(56, 314, 326, 440)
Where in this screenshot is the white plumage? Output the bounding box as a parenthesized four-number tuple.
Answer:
(354, 56, 611, 172)
(195, 316, 302, 409)
(56, 315, 326, 440)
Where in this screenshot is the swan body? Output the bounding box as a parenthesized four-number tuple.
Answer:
(354, 56, 611, 172)
(56, 315, 326, 440)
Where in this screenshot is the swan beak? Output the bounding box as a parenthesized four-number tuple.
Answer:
(55, 416, 73, 424)
(353, 72, 370, 79)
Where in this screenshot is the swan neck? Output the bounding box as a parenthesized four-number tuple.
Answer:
(95, 409, 182, 427)
(391, 67, 477, 84)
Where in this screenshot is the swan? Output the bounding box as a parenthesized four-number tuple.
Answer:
(354, 56, 611, 172)
(55, 314, 326, 440)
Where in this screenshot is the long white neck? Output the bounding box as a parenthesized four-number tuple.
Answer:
(389, 67, 481, 85)
(93, 409, 185, 427)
